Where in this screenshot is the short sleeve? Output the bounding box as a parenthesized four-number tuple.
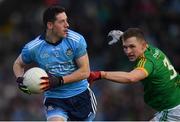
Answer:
(135, 58, 153, 76)
(74, 36, 87, 59)
(21, 45, 33, 64)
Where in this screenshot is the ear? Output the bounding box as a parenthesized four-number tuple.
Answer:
(142, 41, 147, 49)
(47, 22, 53, 30)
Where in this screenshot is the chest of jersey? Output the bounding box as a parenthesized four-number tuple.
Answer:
(34, 42, 76, 76)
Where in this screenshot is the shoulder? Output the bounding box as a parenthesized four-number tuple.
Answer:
(136, 45, 155, 65)
(145, 45, 165, 60)
(25, 35, 45, 50)
(66, 29, 85, 43)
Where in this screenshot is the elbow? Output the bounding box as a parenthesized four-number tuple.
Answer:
(127, 75, 139, 83)
(126, 73, 139, 83)
(13, 59, 19, 72)
(84, 70, 90, 79)
(82, 69, 90, 79)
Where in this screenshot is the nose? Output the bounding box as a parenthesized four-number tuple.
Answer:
(65, 21, 69, 28)
(124, 47, 131, 54)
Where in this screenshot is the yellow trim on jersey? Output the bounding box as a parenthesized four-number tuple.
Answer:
(142, 58, 146, 67)
(136, 67, 149, 77)
(137, 58, 146, 67)
(137, 59, 143, 67)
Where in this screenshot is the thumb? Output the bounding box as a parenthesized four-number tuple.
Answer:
(108, 39, 118, 45)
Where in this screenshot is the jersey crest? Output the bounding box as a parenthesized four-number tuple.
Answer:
(66, 48, 73, 56)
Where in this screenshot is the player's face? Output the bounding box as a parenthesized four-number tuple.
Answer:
(122, 37, 146, 61)
(49, 12, 69, 38)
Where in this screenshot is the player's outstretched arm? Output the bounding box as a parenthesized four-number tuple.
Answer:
(88, 69, 148, 85)
(101, 69, 147, 84)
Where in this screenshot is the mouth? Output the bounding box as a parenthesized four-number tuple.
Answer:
(128, 54, 134, 58)
(63, 29, 68, 36)
(64, 29, 68, 33)
(128, 55, 135, 61)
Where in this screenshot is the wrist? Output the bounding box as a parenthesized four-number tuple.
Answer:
(16, 77, 24, 83)
(100, 71, 106, 79)
(47, 75, 64, 89)
(59, 76, 64, 85)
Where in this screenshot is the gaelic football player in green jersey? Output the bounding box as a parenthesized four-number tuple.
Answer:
(88, 28, 180, 121)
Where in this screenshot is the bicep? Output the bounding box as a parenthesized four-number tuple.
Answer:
(135, 58, 153, 76)
(130, 58, 153, 82)
(130, 68, 148, 81)
(14, 55, 26, 67)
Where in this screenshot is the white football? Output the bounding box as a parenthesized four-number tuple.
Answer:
(23, 67, 48, 94)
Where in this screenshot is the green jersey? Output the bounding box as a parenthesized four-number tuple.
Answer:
(135, 45, 180, 111)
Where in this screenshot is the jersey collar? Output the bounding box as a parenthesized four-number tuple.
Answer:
(40, 33, 63, 46)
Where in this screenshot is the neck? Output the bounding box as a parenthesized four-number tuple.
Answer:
(144, 44, 148, 51)
(139, 44, 148, 59)
(46, 30, 59, 43)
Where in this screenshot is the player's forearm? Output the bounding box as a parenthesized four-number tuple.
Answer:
(63, 68, 90, 84)
(62, 54, 90, 84)
(101, 71, 138, 84)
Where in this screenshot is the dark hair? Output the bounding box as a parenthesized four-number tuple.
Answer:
(43, 6, 65, 29)
(122, 28, 145, 41)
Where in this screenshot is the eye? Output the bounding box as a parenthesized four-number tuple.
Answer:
(123, 46, 127, 50)
(129, 45, 135, 48)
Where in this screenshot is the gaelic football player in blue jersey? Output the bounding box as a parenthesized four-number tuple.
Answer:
(13, 5, 97, 121)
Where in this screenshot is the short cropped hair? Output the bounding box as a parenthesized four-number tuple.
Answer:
(43, 6, 65, 29)
(121, 28, 145, 41)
